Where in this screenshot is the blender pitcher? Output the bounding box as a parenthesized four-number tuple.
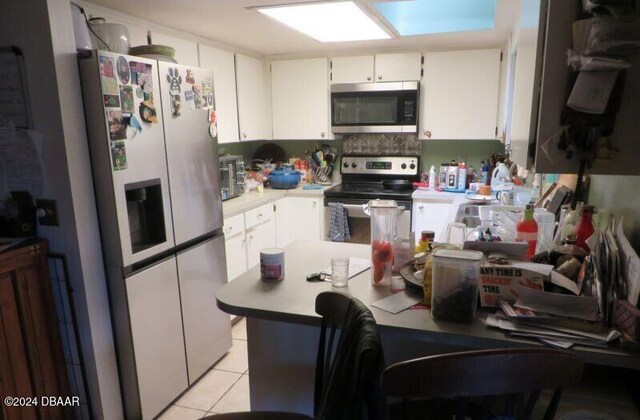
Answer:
(367, 200, 398, 287)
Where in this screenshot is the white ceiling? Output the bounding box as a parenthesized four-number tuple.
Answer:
(85, 0, 520, 57)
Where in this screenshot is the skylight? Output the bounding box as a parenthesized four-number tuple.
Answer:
(373, 0, 496, 36)
(255, 1, 391, 43)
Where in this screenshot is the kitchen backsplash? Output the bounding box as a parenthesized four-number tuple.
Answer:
(341, 134, 421, 155)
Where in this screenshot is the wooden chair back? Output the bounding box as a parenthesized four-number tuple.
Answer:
(384, 348, 584, 420)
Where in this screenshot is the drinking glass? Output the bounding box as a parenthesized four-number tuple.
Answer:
(331, 257, 349, 288)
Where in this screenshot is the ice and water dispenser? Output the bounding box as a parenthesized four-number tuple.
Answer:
(125, 179, 166, 253)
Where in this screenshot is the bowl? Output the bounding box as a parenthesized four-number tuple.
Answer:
(88, 18, 130, 54)
(269, 169, 301, 189)
(129, 45, 176, 62)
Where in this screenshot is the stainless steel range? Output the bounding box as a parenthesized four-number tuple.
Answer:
(324, 155, 420, 244)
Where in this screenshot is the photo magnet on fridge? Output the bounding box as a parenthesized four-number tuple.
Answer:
(110, 140, 127, 170)
(106, 109, 127, 140)
(99, 55, 118, 95)
(171, 94, 182, 117)
(130, 61, 153, 88)
(119, 85, 134, 114)
(116, 56, 130, 84)
(103, 94, 120, 108)
(186, 69, 195, 84)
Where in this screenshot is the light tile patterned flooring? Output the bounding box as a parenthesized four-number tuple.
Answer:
(158, 318, 249, 419)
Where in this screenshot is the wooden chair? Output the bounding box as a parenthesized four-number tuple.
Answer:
(384, 348, 584, 420)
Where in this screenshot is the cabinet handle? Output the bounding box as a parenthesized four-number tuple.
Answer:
(377, 74, 382, 80)
(425, 130, 432, 139)
(312, 201, 317, 207)
(257, 212, 263, 218)
(320, 132, 325, 138)
(367, 76, 371, 81)
(242, 133, 247, 139)
(224, 226, 232, 234)
(418, 205, 424, 210)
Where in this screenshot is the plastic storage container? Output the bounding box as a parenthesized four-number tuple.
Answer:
(269, 168, 302, 189)
(369, 200, 398, 287)
(431, 249, 483, 323)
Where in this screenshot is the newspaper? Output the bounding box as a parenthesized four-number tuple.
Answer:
(515, 288, 599, 322)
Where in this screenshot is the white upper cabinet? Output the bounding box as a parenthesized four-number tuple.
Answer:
(149, 32, 199, 67)
(420, 49, 501, 140)
(330, 53, 422, 83)
(235, 53, 272, 141)
(271, 58, 329, 140)
(374, 52, 423, 82)
(330, 55, 375, 83)
(199, 45, 240, 144)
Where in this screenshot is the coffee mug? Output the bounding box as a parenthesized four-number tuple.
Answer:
(478, 185, 492, 196)
(496, 190, 515, 205)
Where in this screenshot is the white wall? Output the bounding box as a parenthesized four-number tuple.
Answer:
(0, 0, 122, 418)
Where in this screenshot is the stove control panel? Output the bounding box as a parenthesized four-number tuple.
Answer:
(340, 156, 420, 176)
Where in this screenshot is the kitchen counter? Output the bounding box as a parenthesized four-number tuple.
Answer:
(217, 240, 640, 414)
(222, 184, 333, 218)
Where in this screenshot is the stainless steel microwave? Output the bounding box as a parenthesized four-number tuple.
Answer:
(330, 81, 419, 134)
(219, 155, 245, 201)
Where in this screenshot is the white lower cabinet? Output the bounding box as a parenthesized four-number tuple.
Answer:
(412, 200, 455, 242)
(275, 197, 322, 248)
(225, 233, 247, 281)
(246, 219, 276, 268)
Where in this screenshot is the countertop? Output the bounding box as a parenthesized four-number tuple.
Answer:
(217, 240, 640, 370)
(222, 184, 333, 218)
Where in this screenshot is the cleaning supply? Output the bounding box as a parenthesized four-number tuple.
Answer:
(516, 204, 538, 261)
(447, 162, 459, 188)
(481, 161, 489, 185)
(575, 205, 596, 252)
(438, 163, 449, 188)
(428, 166, 436, 191)
(491, 162, 511, 190)
(457, 162, 467, 190)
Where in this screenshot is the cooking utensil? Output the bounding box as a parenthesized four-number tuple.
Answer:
(382, 179, 414, 191)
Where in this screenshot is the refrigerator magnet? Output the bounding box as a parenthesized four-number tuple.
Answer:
(184, 91, 194, 101)
(129, 114, 142, 132)
(106, 110, 127, 140)
(167, 68, 182, 95)
(116, 56, 130, 84)
(119, 85, 134, 114)
(110, 140, 128, 170)
(206, 93, 213, 108)
(130, 61, 152, 87)
(103, 94, 120, 108)
(139, 101, 157, 123)
(135, 86, 143, 99)
(208, 109, 217, 124)
(209, 123, 217, 139)
(171, 94, 182, 117)
(99, 56, 118, 95)
(186, 69, 195, 84)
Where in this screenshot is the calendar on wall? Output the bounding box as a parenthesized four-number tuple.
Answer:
(0, 47, 31, 128)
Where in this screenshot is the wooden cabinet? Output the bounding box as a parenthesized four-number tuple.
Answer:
(246, 220, 276, 269)
(271, 58, 329, 140)
(374, 52, 423, 82)
(412, 200, 456, 242)
(199, 45, 240, 144)
(420, 49, 501, 140)
(235, 53, 272, 141)
(0, 241, 70, 419)
(330, 55, 375, 83)
(149, 32, 199, 67)
(330, 53, 422, 83)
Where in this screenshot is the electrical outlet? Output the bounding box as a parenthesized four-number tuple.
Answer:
(35, 199, 59, 226)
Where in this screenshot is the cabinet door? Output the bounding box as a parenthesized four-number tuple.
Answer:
(275, 198, 291, 248)
(420, 49, 501, 140)
(246, 220, 276, 269)
(150, 32, 199, 67)
(225, 234, 247, 281)
(177, 237, 231, 384)
(235, 54, 272, 141)
(288, 197, 321, 242)
(375, 52, 422, 82)
(271, 58, 329, 140)
(330, 55, 374, 83)
(412, 201, 455, 242)
(126, 257, 188, 419)
(199, 45, 240, 144)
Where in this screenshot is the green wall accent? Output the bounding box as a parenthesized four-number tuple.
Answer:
(220, 138, 503, 175)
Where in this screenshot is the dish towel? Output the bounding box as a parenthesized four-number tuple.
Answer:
(328, 202, 350, 242)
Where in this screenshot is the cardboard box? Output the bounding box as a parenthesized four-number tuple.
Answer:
(479, 261, 550, 307)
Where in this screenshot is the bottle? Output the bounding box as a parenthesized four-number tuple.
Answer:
(428, 166, 436, 191)
(561, 203, 582, 240)
(415, 231, 431, 254)
(447, 162, 459, 188)
(575, 205, 596, 252)
(457, 162, 467, 190)
(481, 161, 489, 185)
(516, 204, 538, 261)
(438, 163, 448, 188)
(550, 234, 588, 266)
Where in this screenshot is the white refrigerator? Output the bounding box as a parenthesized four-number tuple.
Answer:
(79, 51, 231, 419)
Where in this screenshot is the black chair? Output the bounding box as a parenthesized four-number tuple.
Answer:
(384, 348, 584, 420)
(206, 291, 385, 420)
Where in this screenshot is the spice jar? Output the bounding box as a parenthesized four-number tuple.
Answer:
(431, 249, 483, 324)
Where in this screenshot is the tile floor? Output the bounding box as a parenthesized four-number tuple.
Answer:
(158, 318, 249, 419)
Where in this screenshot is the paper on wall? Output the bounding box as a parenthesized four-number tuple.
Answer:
(0, 126, 44, 197)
